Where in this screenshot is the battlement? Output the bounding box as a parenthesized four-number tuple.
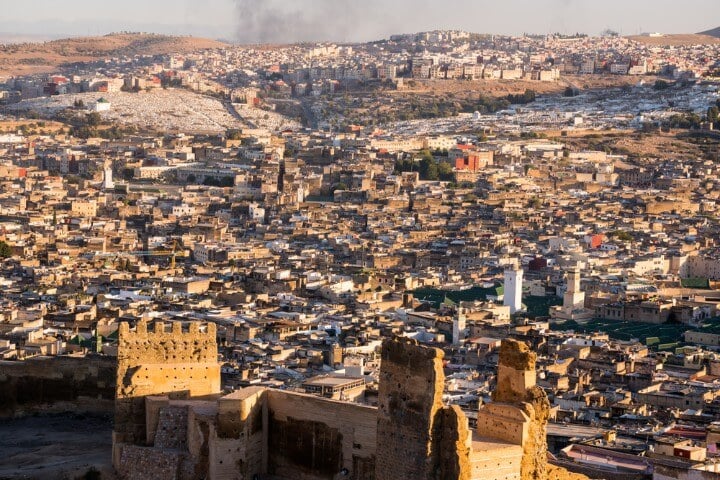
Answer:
(118, 319, 217, 341)
(117, 320, 217, 366)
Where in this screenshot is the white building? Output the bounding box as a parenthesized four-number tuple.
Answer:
(92, 98, 111, 112)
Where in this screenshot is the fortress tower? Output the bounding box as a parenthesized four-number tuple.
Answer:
(113, 320, 220, 457)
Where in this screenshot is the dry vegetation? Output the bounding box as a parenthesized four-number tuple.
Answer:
(0, 119, 67, 134)
(0, 33, 228, 76)
(555, 130, 720, 161)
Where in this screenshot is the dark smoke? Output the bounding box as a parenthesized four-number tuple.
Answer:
(233, 0, 409, 44)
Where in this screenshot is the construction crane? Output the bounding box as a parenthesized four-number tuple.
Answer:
(83, 241, 184, 269)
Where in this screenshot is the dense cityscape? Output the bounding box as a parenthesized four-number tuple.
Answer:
(1, 6, 720, 480)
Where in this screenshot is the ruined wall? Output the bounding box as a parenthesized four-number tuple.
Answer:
(115, 320, 220, 446)
(266, 389, 377, 480)
(477, 339, 550, 480)
(375, 337, 446, 480)
(436, 405, 472, 480)
(112, 330, 557, 480)
(211, 387, 267, 480)
(0, 356, 115, 417)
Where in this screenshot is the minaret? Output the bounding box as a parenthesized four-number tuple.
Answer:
(452, 308, 467, 345)
(504, 262, 523, 314)
(563, 266, 585, 313)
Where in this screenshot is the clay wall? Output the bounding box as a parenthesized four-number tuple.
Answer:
(266, 389, 377, 480)
(375, 337, 446, 480)
(476, 403, 530, 445)
(0, 356, 115, 417)
(478, 339, 550, 480)
(469, 441, 523, 480)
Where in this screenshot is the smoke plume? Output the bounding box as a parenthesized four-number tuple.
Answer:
(233, 0, 406, 44)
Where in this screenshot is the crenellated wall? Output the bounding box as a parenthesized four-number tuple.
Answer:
(114, 320, 221, 450)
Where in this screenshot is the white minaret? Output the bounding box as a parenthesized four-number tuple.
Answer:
(102, 162, 114, 190)
(504, 263, 523, 314)
(452, 308, 467, 345)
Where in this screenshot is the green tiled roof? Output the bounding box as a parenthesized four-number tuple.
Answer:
(412, 285, 502, 308)
(680, 278, 710, 289)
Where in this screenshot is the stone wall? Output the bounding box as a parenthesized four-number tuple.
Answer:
(114, 320, 221, 446)
(0, 356, 115, 417)
(469, 438, 523, 480)
(118, 444, 185, 480)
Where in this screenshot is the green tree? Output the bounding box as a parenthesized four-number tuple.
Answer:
(86, 112, 102, 127)
(653, 80, 671, 91)
(0, 241, 12, 258)
(707, 106, 719, 124)
(425, 162, 439, 180)
(330, 182, 348, 193)
(226, 129, 242, 140)
(437, 162, 454, 181)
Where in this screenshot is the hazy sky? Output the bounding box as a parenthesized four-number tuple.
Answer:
(1, 0, 719, 43)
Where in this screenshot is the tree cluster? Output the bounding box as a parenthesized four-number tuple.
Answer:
(505, 89, 537, 105)
(394, 150, 454, 181)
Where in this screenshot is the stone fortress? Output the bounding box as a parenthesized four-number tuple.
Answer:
(112, 319, 577, 480)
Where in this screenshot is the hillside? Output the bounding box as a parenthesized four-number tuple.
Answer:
(0, 33, 228, 76)
(628, 33, 720, 46)
(699, 26, 720, 38)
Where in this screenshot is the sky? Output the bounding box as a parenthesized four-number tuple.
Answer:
(1, 0, 719, 43)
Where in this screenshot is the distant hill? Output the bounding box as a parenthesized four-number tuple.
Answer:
(0, 33, 228, 76)
(628, 33, 720, 46)
(699, 26, 720, 38)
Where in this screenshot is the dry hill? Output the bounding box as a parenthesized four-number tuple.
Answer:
(0, 33, 228, 76)
(628, 33, 720, 46)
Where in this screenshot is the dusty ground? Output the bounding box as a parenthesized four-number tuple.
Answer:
(0, 413, 115, 480)
(389, 75, 653, 98)
(0, 33, 227, 76)
(555, 130, 717, 160)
